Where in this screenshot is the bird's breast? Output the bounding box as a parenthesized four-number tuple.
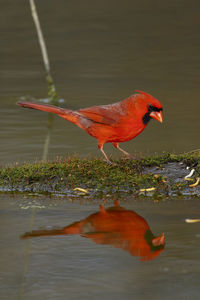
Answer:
(112, 121, 146, 142)
(82, 116, 146, 143)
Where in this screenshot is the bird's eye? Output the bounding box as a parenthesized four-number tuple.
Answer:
(148, 104, 154, 112)
(148, 104, 163, 112)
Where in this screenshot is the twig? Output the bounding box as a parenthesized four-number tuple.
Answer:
(29, 0, 52, 81)
(29, 0, 59, 160)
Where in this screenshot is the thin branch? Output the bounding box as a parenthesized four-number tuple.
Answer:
(29, 0, 60, 161)
(29, 0, 52, 80)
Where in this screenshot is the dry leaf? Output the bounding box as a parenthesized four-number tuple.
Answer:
(189, 177, 200, 188)
(73, 187, 88, 193)
(185, 218, 200, 223)
(184, 168, 195, 179)
(140, 187, 156, 192)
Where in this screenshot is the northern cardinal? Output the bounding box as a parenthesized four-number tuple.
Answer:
(17, 90, 163, 163)
(21, 200, 165, 261)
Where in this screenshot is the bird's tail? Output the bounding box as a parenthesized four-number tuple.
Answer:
(17, 101, 80, 125)
(20, 221, 83, 239)
(20, 228, 66, 239)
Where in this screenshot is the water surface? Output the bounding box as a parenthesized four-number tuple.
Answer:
(1, 0, 200, 164)
(0, 195, 200, 300)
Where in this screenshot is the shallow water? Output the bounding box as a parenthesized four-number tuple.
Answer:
(0, 195, 200, 300)
(1, 2, 200, 299)
(1, 1, 200, 164)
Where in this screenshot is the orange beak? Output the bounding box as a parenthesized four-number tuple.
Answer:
(150, 111, 163, 123)
(152, 233, 165, 246)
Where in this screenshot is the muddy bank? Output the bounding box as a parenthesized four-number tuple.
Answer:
(0, 153, 199, 198)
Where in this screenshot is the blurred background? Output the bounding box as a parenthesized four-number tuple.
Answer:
(1, 0, 200, 165)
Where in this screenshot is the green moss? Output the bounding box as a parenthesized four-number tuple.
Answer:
(0, 153, 199, 197)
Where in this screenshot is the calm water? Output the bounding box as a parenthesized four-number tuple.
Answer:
(0, 195, 200, 300)
(1, 1, 200, 299)
(1, 0, 200, 164)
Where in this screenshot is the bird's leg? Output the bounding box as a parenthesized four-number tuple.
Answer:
(98, 143, 112, 165)
(112, 142, 133, 159)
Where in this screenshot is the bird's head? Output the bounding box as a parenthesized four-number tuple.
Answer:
(135, 90, 163, 125)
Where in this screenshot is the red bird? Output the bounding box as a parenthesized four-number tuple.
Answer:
(21, 201, 165, 261)
(17, 90, 163, 163)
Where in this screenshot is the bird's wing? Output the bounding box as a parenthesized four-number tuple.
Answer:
(78, 103, 126, 125)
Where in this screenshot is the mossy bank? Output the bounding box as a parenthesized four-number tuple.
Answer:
(0, 153, 200, 198)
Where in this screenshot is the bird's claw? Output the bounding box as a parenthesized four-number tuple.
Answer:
(105, 159, 113, 165)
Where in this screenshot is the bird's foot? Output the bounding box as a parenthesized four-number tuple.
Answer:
(124, 152, 141, 161)
(105, 158, 113, 165)
(104, 157, 118, 166)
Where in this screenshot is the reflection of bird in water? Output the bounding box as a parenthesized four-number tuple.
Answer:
(17, 91, 163, 164)
(21, 201, 165, 261)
